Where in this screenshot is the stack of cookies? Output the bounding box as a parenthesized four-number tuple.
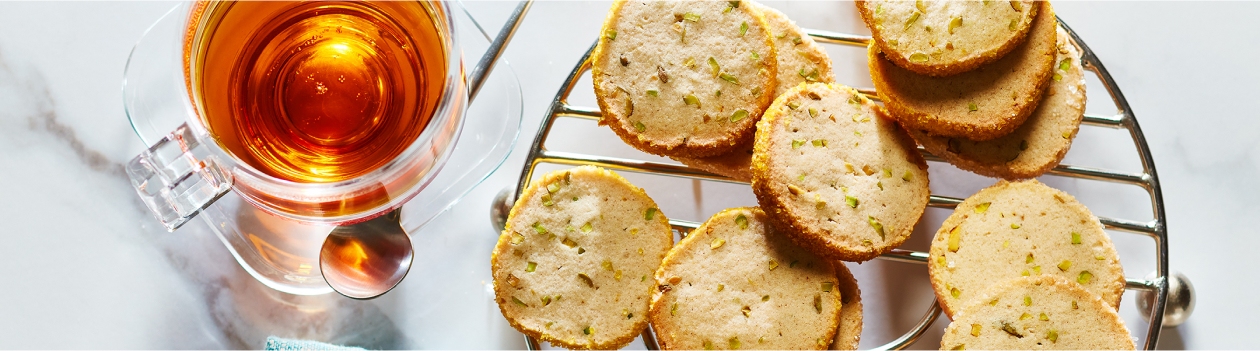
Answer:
(861, 0, 1087, 179)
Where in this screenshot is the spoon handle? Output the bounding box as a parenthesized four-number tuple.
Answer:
(467, 0, 533, 100)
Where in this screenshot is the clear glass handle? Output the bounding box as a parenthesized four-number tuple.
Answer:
(126, 122, 232, 231)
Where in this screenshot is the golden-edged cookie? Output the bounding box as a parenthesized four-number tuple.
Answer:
(491, 166, 673, 349)
(869, 1, 1058, 141)
(910, 25, 1086, 179)
(592, 0, 778, 158)
(940, 275, 1135, 350)
(830, 262, 864, 350)
(752, 83, 930, 261)
(928, 180, 1125, 318)
(857, 0, 1039, 77)
(650, 207, 841, 350)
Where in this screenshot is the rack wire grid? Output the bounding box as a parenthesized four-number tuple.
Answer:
(509, 18, 1170, 350)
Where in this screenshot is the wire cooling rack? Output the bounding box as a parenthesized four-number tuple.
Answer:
(504, 17, 1173, 350)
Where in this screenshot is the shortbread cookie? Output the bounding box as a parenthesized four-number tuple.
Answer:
(869, 1, 1057, 141)
(857, 0, 1039, 77)
(592, 0, 778, 158)
(927, 180, 1124, 318)
(910, 26, 1085, 179)
(941, 275, 1136, 350)
(650, 207, 841, 350)
(752, 83, 930, 261)
(492, 166, 674, 349)
(670, 1, 835, 179)
(830, 262, 864, 350)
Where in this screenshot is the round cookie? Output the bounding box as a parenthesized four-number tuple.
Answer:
(909, 25, 1086, 180)
(940, 275, 1136, 350)
(857, 0, 1039, 77)
(491, 166, 674, 349)
(670, 1, 836, 180)
(869, 1, 1058, 141)
(830, 262, 864, 350)
(592, 0, 779, 158)
(927, 179, 1125, 319)
(649, 207, 841, 350)
(751, 83, 930, 262)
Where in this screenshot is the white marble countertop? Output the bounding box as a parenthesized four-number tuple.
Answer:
(0, 1, 1253, 349)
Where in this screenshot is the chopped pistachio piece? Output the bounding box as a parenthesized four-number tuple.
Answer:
(904, 12, 920, 30)
(1020, 312, 1032, 320)
(740, 21, 748, 36)
(730, 336, 741, 350)
(909, 52, 928, 63)
(703, 340, 714, 350)
(968, 102, 978, 111)
(1062, 131, 1072, 139)
(547, 182, 561, 194)
(762, 295, 770, 301)
(1003, 240, 1010, 248)
(1026, 253, 1035, 263)
(1010, 0, 1023, 11)
(1078, 271, 1093, 284)
(868, 216, 886, 240)
(791, 139, 805, 149)
(562, 237, 577, 248)
(1046, 329, 1059, 343)
(937, 255, 947, 267)
(971, 324, 982, 337)
(1072, 301, 1079, 309)
(578, 273, 594, 288)
(1040, 312, 1050, 321)
(915, 0, 926, 12)
(684, 12, 700, 22)
(583, 325, 593, 335)
(902, 170, 914, 181)
(821, 282, 834, 292)
(814, 194, 826, 209)
(581, 222, 593, 233)
(615, 270, 622, 280)
(1032, 265, 1041, 274)
(602, 260, 614, 271)
(719, 73, 739, 85)
(1053, 73, 1063, 81)
(1071, 232, 1082, 244)
(1058, 260, 1072, 271)
(947, 225, 962, 252)
(604, 29, 617, 40)
(634, 121, 646, 133)
(647, 90, 659, 97)
(510, 232, 525, 245)
(684, 57, 696, 67)
(949, 17, 963, 34)
(541, 194, 554, 207)
(526, 261, 537, 272)
(645, 208, 657, 220)
(715, 90, 721, 97)
(671, 302, 679, 316)
(1024, 295, 1033, 306)
(532, 222, 547, 234)
(951, 344, 966, 351)
(718, 284, 725, 292)
(846, 196, 859, 208)
(750, 51, 760, 61)
(731, 109, 749, 123)
(735, 214, 748, 229)
(542, 295, 552, 306)
(768, 259, 779, 271)
(708, 57, 720, 77)
(512, 296, 527, 307)
(711, 238, 726, 250)
(811, 139, 827, 147)
(506, 273, 520, 287)
(1021, 269, 1030, 276)
(787, 101, 800, 109)
(808, 107, 818, 118)
(1001, 322, 1023, 337)
(812, 294, 823, 313)
(1059, 58, 1072, 71)
(1011, 223, 1021, 229)
(882, 168, 892, 178)
(684, 93, 701, 108)
(975, 202, 991, 213)
(950, 287, 961, 298)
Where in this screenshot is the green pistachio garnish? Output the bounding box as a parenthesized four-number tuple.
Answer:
(729, 336, 741, 349)
(735, 214, 749, 229)
(602, 260, 614, 271)
(634, 121, 646, 133)
(1032, 265, 1041, 274)
(787, 101, 800, 110)
(1026, 253, 1035, 263)
(1071, 232, 1082, 244)
(797, 68, 820, 82)
(750, 52, 760, 61)
(645, 208, 657, 220)
(581, 222, 593, 233)
(583, 325, 593, 335)
(1020, 312, 1032, 320)
(512, 296, 527, 307)
(731, 109, 749, 123)
(791, 36, 802, 45)
(915, 0, 926, 12)
(1062, 131, 1072, 139)
(949, 17, 963, 34)
(904, 12, 921, 30)
(1011, 223, 1021, 229)
(1072, 301, 1079, 309)
(1001, 322, 1023, 338)
(684, 12, 700, 22)
(703, 340, 714, 350)
(1021, 270, 1030, 276)
(684, 57, 696, 68)
(647, 90, 659, 97)
(1078, 271, 1093, 284)
(578, 273, 594, 288)
(1024, 295, 1033, 306)
(762, 295, 770, 301)
(718, 284, 725, 292)
(937, 255, 946, 267)
(951, 344, 965, 351)
(562, 237, 577, 247)
(532, 222, 547, 234)
(510, 232, 525, 245)
(1053, 73, 1063, 81)
(671, 302, 679, 316)
(684, 93, 701, 107)
(902, 170, 914, 181)
(950, 287, 961, 298)
(791, 139, 805, 149)
(882, 168, 892, 178)
(1009, 18, 1019, 31)
(768, 259, 779, 271)
(971, 324, 982, 337)
(542, 295, 552, 306)
(975, 202, 991, 213)
(947, 225, 962, 252)
(1058, 260, 1071, 271)
(715, 90, 721, 97)
(811, 139, 827, 147)
(846, 196, 859, 208)
(719, 73, 739, 85)
(868, 216, 886, 240)
(741, 305, 751, 317)
(708, 57, 720, 77)
(808, 108, 818, 118)
(968, 102, 978, 111)
(740, 22, 748, 36)
(751, 86, 762, 96)
(1059, 58, 1072, 71)
(1040, 312, 1050, 321)
(526, 261, 537, 272)
(813, 294, 823, 312)
(711, 238, 725, 249)
(821, 282, 834, 292)
(909, 52, 929, 63)
(542, 194, 554, 207)
(1010, 0, 1023, 11)
(1047, 330, 1059, 343)
(604, 29, 617, 40)
(814, 194, 825, 209)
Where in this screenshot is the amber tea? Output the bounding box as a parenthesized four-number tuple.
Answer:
(186, 1, 447, 183)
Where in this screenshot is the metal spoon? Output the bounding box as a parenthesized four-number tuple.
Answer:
(319, 0, 533, 299)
